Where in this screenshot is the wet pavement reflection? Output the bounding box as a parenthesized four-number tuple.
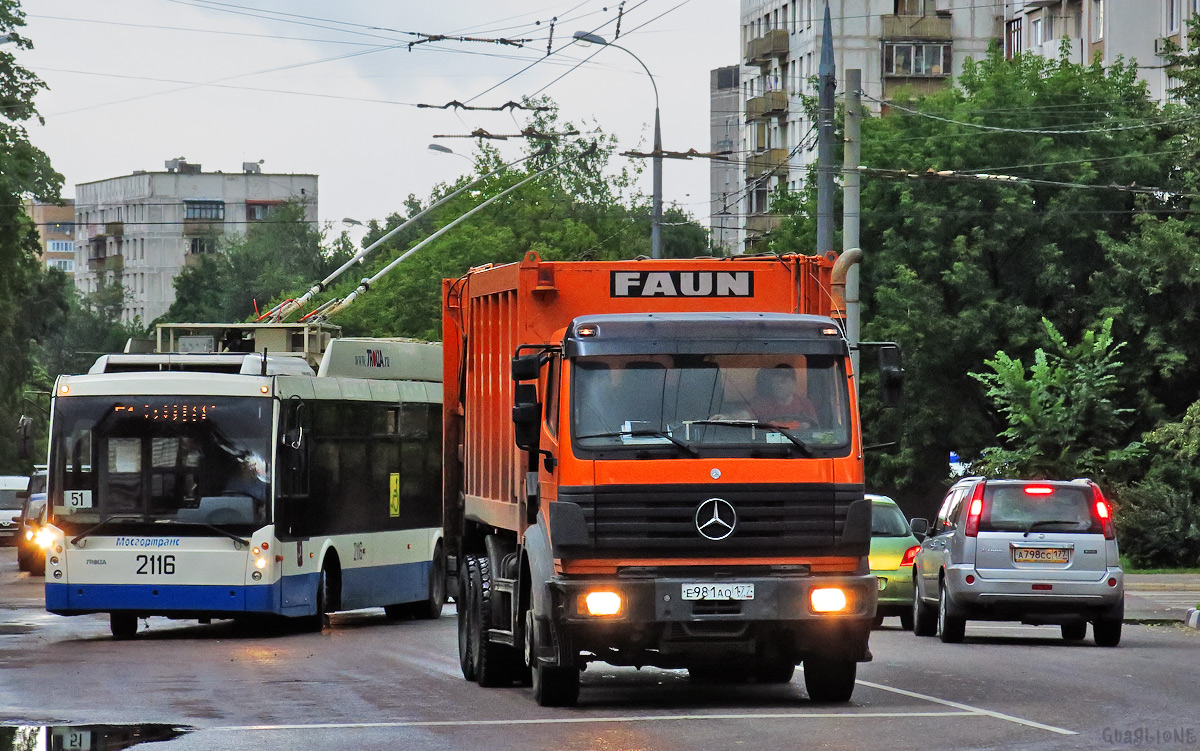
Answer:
(0, 724, 191, 751)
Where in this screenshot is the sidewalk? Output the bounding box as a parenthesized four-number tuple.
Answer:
(1123, 574, 1200, 623)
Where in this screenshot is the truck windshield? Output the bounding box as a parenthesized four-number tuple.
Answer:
(49, 396, 273, 530)
(572, 353, 851, 456)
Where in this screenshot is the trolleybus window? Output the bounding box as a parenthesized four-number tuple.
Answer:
(50, 396, 272, 529)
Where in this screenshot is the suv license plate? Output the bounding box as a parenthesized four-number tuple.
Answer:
(1013, 547, 1070, 564)
(681, 583, 755, 601)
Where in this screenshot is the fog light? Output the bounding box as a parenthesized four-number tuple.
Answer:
(53, 570, 62, 579)
(252, 547, 260, 556)
(255, 557, 267, 570)
(251, 571, 262, 581)
(810, 587, 848, 613)
(582, 590, 622, 616)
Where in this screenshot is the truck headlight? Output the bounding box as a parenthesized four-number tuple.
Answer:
(580, 590, 623, 617)
(810, 587, 848, 613)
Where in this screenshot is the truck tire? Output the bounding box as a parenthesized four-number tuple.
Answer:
(457, 556, 478, 681)
(472, 555, 521, 687)
(912, 580, 936, 637)
(937, 584, 966, 644)
(533, 663, 580, 707)
(803, 658, 856, 702)
(110, 613, 138, 640)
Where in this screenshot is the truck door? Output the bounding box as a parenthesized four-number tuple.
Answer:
(539, 355, 562, 504)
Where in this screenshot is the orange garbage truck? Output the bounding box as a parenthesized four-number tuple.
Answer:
(442, 251, 902, 706)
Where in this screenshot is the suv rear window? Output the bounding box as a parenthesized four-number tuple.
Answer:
(980, 484, 1100, 535)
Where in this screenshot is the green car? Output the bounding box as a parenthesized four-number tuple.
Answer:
(868, 494, 921, 630)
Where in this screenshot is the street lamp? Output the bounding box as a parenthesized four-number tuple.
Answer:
(573, 30, 663, 258)
(428, 143, 474, 165)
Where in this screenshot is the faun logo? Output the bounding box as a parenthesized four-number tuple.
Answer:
(354, 349, 390, 368)
(610, 271, 754, 298)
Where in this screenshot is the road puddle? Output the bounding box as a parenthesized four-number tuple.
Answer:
(0, 723, 191, 750)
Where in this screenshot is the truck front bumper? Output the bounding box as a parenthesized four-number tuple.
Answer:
(543, 573, 877, 667)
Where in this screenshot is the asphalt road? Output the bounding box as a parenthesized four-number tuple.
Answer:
(1, 554, 1197, 751)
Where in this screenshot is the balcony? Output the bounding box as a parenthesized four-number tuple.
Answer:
(87, 254, 124, 273)
(746, 28, 788, 66)
(746, 90, 787, 121)
(105, 221, 124, 237)
(882, 14, 952, 40)
(746, 148, 790, 179)
(745, 214, 782, 236)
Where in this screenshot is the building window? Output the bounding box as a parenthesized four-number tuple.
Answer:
(184, 200, 225, 220)
(189, 237, 213, 255)
(1006, 19, 1023, 58)
(49, 240, 73, 253)
(246, 202, 279, 221)
(1092, 0, 1104, 40)
(884, 42, 952, 76)
(1168, 0, 1181, 32)
(1030, 17, 1042, 46)
(47, 258, 75, 272)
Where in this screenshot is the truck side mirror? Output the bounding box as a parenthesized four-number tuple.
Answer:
(878, 345, 905, 408)
(513, 383, 541, 451)
(511, 354, 542, 382)
(909, 517, 929, 539)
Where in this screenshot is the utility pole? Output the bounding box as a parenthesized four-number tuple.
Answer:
(843, 69, 862, 390)
(815, 1, 836, 259)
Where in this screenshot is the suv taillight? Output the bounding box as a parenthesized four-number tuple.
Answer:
(964, 481, 985, 537)
(900, 545, 920, 566)
(1091, 483, 1115, 540)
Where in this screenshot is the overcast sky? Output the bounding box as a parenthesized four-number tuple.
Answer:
(20, 0, 739, 242)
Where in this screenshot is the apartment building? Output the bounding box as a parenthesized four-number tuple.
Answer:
(738, 0, 999, 249)
(1005, 0, 1198, 103)
(74, 160, 317, 324)
(24, 199, 76, 278)
(711, 65, 745, 254)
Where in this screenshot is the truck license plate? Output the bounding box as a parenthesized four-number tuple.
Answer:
(681, 583, 754, 601)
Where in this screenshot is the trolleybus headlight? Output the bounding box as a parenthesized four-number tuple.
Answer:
(251, 571, 262, 581)
(810, 587, 849, 613)
(53, 570, 62, 579)
(50, 556, 59, 565)
(580, 590, 623, 617)
(255, 557, 267, 570)
(35, 528, 55, 550)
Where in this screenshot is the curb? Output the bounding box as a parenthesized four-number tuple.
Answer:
(1187, 609, 1200, 630)
(1123, 617, 1184, 626)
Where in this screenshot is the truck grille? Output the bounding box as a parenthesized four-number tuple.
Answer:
(558, 483, 864, 557)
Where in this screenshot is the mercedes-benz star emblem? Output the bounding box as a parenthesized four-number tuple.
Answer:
(695, 498, 737, 541)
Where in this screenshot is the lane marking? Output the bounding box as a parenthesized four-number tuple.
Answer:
(854, 679, 1077, 735)
(211, 711, 976, 732)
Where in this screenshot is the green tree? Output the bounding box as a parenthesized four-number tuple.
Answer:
(969, 318, 1143, 479)
(771, 44, 1180, 513)
(0, 0, 66, 471)
(162, 201, 348, 323)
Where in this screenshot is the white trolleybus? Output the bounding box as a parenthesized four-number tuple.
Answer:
(42, 333, 446, 639)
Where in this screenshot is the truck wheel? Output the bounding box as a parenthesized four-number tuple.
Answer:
(533, 662, 580, 707)
(1093, 619, 1122, 647)
(803, 658, 856, 702)
(473, 555, 520, 687)
(110, 613, 138, 640)
(457, 556, 478, 681)
(937, 584, 966, 644)
(1061, 622, 1087, 641)
(912, 581, 936, 637)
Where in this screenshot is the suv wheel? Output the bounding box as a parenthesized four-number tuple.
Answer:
(1093, 618, 1122, 647)
(937, 584, 965, 643)
(912, 580, 936, 637)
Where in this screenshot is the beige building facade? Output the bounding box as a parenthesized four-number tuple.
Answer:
(24, 199, 77, 278)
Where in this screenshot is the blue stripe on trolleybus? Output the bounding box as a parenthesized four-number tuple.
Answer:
(46, 560, 432, 616)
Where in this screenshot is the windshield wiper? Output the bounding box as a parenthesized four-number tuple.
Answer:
(159, 519, 250, 547)
(1024, 519, 1086, 537)
(70, 514, 142, 545)
(685, 420, 813, 457)
(576, 429, 700, 457)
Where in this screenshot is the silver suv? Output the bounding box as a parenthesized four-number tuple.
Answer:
(910, 477, 1124, 646)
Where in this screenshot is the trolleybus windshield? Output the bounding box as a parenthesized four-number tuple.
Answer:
(49, 396, 273, 531)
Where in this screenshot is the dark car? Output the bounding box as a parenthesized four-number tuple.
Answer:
(16, 492, 48, 574)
